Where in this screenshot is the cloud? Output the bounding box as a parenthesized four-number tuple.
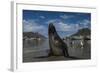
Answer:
(78, 19, 91, 28)
(46, 19, 79, 32)
(60, 14, 73, 19)
(46, 19, 60, 24)
(56, 22, 79, 32)
(40, 16, 45, 19)
(23, 20, 45, 32)
(56, 22, 72, 31)
(83, 19, 90, 25)
(23, 19, 48, 37)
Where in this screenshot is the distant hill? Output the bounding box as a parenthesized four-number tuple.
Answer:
(71, 28, 91, 36)
(23, 32, 46, 39)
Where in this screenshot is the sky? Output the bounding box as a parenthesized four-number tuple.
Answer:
(23, 10, 91, 38)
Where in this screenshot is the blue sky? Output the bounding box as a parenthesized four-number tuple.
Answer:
(23, 10, 91, 38)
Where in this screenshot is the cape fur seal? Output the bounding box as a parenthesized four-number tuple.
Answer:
(48, 23, 69, 57)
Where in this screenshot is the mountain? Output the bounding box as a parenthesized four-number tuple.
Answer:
(71, 28, 91, 36)
(23, 32, 46, 39)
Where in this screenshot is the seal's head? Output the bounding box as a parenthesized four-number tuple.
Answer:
(48, 23, 56, 34)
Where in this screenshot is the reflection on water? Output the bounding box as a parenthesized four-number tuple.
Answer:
(23, 39, 49, 58)
(23, 38, 90, 60)
(64, 40, 90, 58)
(23, 39, 46, 48)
